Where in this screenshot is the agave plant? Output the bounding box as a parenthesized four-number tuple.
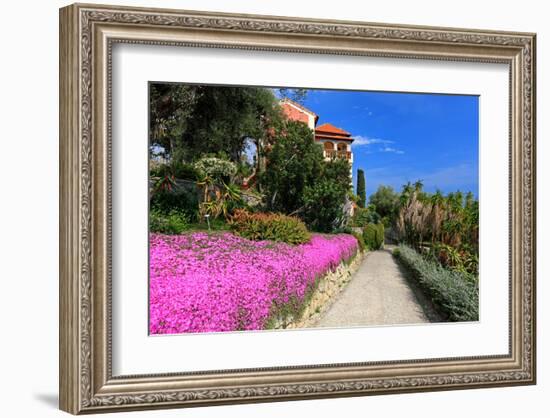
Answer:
(154, 174, 177, 193)
(197, 177, 243, 221)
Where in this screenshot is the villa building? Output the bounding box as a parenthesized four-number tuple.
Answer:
(279, 98, 354, 168)
(315, 123, 354, 164)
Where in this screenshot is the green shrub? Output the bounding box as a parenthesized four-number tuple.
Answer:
(333, 225, 353, 235)
(171, 161, 200, 180)
(363, 223, 384, 250)
(363, 224, 376, 249)
(150, 162, 199, 181)
(393, 244, 479, 322)
(378, 225, 385, 248)
(429, 243, 479, 277)
(302, 176, 349, 233)
(229, 209, 311, 245)
(351, 205, 380, 227)
(194, 156, 237, 181)
(149, 163, 171, 178)
(150, 188, 199, 222)
(150, 209, 190, 234)
(260, 122, 350, 232)
(351, 231, 365, 252)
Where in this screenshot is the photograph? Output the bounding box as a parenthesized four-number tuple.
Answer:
(148, 83, 480, 335)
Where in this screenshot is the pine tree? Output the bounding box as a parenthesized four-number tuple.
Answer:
(357, 169, 366, 208)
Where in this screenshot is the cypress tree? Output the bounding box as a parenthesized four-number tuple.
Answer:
(357, 169, 366, 208)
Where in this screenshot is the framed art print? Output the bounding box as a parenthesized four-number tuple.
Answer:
(59, 3, 536, 414)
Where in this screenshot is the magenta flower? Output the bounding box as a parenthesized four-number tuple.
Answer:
(149, 232, 358, 334)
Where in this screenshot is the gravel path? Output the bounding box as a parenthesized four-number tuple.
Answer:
(313, 246, 441, 328)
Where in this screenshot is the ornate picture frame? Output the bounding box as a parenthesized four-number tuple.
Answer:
(59, 3, 536, 414)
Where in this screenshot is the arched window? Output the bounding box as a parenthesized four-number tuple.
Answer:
(337, 142, 349, 159)
(323, 142, 335, 158)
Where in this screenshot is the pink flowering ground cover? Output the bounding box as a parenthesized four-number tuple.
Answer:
(149, 232, 358, 334)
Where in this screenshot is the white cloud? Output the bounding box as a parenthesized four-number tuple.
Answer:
(379, 146, 405, 155)
(353, 135, 393, 146)
(353, 135, 404, 154)
(353, 135, 405, 154)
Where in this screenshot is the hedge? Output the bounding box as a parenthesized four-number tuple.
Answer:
(393, 244, 479, 322)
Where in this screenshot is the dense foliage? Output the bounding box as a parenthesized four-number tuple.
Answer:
(302, 158, 351, 232)
(393, 244, 479, 322)
(363, 223, 384, 250)
(150, 188, 199, 222)
(150, 161, 201, 183)
(260, 120, 323, 213)
(149, 209, 190, 234)
(356, 169, 366, 208)
(149, 84, 201, 159)
(260, 120, 351, 232)
(194, 156, 237, 180)
(229, 209, 311, 245)
(150, 84, 281, 163)
(395, 181, 478, 273)
(350, 205, 380, 227)
(428, 243, 479, 276)
(368, 185, 400, 220)
(350, 231, 366, 252)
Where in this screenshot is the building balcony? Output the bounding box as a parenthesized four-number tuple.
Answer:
(324, 150, 352, 160)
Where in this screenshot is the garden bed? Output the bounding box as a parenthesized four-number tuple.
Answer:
(393, 244, 479, 322)
(149, 232, 359, 334)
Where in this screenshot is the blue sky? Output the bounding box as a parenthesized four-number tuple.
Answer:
(295, 89, 479, 198)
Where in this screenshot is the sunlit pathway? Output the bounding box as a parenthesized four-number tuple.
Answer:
(313, 246, 441, 328)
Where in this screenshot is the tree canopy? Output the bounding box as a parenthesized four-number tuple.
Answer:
(260, 119, 351, 232)
(277, 88, 308, 104)
(369, 185, 400, 219)
(149, 84, 282, 163)
(303, 158, 351, 232)
(260, 120, 324, 214)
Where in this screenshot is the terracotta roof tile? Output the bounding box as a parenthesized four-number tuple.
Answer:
(315, 123, 351, 136)
(315, 133, 354, 142)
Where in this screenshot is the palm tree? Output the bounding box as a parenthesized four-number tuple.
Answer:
(399, 181, 413, 207)
(413, 180, 424, 192)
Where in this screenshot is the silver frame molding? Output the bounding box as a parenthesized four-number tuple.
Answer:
(59, 3, 536, 414)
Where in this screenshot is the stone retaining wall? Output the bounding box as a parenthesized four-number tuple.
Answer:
(272, 251, 365, 329)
